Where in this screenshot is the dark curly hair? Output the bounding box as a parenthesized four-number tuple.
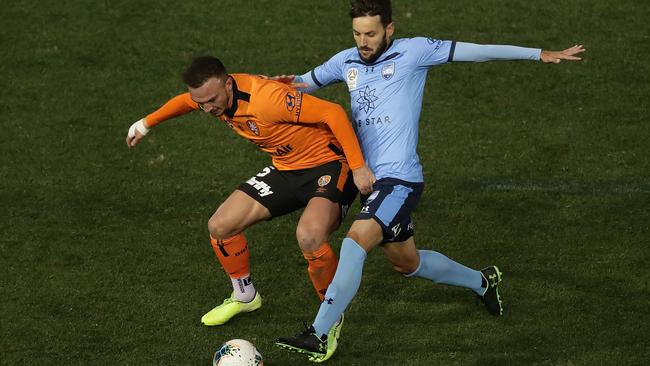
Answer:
(349, 0, 392, 27)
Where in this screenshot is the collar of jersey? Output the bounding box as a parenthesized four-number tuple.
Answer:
(224, 76, 251, 118)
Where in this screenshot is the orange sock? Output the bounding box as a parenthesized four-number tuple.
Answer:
(210, 233, 250, 278)
(303, 242, 338, 301)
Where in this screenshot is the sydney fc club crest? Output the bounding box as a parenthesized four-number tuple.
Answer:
(381, 62, 395, 80)
(365, 190, 379, 204)
(246, 120, 260, 136)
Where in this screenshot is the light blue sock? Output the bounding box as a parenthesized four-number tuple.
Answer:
(312, 238, 367, 337)
(407, 250, 484, 295)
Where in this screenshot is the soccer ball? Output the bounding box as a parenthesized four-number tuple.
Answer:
(213, 339, 263, 366)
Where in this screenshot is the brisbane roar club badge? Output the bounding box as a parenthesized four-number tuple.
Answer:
(316, 175, 332, 193)
(246, 120, 260, 136)
(318, 175, 331, 187)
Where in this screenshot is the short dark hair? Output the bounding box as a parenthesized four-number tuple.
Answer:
(182, 56, 227, 88)
(349, 0, 392, 27)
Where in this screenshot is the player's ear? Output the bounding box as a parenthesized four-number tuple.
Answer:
(385, 22, 395, 38)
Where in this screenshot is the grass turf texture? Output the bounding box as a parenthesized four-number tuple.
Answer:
(1, 0, 648, 365)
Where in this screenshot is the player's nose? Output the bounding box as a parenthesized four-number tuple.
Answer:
(360, 35, 367, 46)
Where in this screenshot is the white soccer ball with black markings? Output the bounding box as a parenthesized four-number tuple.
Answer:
(213, 339, 263, 366)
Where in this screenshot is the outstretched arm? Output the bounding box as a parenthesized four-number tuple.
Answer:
(126, 93, 198, 148)
(451, 42, 585, 63)
(539, 45, 585, 63)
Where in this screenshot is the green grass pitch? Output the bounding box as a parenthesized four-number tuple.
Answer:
(1, 0, 648, 365)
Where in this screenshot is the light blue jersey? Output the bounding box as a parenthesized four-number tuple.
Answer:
(295, 38, 541, 338)
(298, 38, 541, 182)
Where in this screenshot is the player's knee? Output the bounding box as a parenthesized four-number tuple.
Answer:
(386, 251, 420, 274)
(346, 230, 364, 245)
(347, 230, 381, 252)
(392, 261, 418, 275)
(346, 219, 384, 249)
(296, 224, 327, 252)
(207, 214, 238, 239)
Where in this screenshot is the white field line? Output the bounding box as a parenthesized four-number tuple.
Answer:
(475, 181, 650, 195)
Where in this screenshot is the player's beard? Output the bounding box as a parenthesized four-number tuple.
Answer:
(358, 35, 389, 64)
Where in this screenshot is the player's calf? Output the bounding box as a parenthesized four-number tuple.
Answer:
(303, 243, 338, 300)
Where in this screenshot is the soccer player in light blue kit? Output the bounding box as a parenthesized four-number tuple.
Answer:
(276, 0, 585, 361)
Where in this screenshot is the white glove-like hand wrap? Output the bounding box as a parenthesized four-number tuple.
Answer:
(128, 119, 150, 138)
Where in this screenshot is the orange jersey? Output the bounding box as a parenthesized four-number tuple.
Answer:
(144, 74, 364, 171)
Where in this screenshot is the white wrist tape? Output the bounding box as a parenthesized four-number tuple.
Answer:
(128, 119, 150, 138)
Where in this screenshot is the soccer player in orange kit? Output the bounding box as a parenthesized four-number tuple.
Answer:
(125, 56, 375, 328)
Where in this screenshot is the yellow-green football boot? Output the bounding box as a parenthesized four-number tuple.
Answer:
(201, 292, 262, 326)
(275, 315, 344, 363)
(478, 266, 503, 316)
